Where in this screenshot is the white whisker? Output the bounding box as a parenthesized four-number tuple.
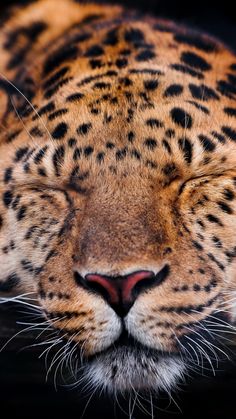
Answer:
(0, 72, 54, 144)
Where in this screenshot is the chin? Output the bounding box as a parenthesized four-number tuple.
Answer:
(80, 344, 186, 394)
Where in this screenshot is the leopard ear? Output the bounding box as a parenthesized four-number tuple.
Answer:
(0, 0, 122, 125)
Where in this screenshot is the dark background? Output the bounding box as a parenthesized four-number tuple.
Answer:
(2, 0, 236, 49)
(1, 305, 236, 419)
(1, 0, 236, 418)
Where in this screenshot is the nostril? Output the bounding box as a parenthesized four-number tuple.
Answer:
(74, 265, 170, 317)
(132, 264, 170, 297)
(74, 271, 84, 287)
(85, 273, 122, 304)
(74, 271, 117, 303)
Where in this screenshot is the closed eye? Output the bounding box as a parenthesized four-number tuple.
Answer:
(178, 174, 222, 196)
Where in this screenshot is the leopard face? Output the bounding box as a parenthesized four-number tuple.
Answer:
(1, 0, 236, 394)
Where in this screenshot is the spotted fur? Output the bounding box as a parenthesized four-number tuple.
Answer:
(1, 0, 236, 394)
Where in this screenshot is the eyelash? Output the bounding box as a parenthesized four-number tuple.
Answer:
(178, 175, 214, 196)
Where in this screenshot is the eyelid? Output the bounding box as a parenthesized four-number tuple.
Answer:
(16, 183, 65, 194)
(178, 182, 187, 195)
(178, 174, 215, 196)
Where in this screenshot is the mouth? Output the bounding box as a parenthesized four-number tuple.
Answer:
(81, 330, 186, 394)
(87, 329, 168, 362)
(61, 308, 233, 394)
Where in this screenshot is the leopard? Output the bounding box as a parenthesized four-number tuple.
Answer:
(1, 0, 236, 396)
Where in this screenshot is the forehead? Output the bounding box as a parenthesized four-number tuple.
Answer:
(35, 87, 236, 188)
(28, 20, 236, 183)
(3, 14, 236, 190)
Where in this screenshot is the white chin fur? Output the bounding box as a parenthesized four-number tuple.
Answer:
(82, 347, 186, 394)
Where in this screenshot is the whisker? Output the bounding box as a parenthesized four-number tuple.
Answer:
(0, 292, 37, 303)
(0, 72, 54, 144)
(10, 96, 39, 148)
(185, 335, 216, 375)
(0, 322, 47, 352)
(8, 300, 40, 310)
(80, 386, 98, 419)
(39, 336, 63, 360)
(192, 310, 235, 330)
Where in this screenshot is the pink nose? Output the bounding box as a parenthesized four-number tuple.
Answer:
(86, 270, 154, 309)
(73, 266, 168, 317)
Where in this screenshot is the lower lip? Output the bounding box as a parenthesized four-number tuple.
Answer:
(86, 339, 174, 363)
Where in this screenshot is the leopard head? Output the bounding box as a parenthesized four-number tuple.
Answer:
(0, 0, 236, 395)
